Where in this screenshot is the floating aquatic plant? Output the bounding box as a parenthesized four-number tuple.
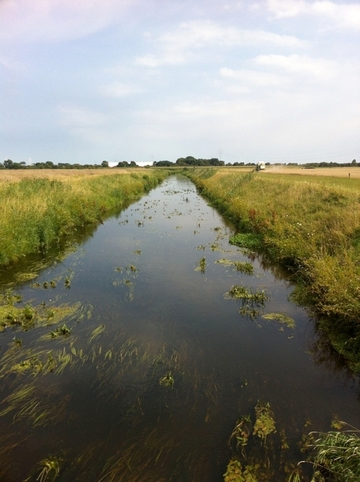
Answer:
(233, 261, 254, 275)
(262, 312, 295, 329)
(225, 285, 267, 305)
(215, 259, 254, 275)
(50, 324, 71, 338)
(195, 257, 207, 273)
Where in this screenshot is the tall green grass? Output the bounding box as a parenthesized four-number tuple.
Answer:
(185, 168, 360, 373)
(0, 171, 168, 266)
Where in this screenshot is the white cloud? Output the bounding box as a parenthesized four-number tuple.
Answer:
(253, 54, 338, 78)
(267, 0, 360, 30)
(135, 20, 306, 67)
(220, 67, 288, 86)
(0, 0, 136, 43)
(99, 81, 143, 97)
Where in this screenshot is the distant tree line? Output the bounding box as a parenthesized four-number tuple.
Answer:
(302, 159, 357, 168)
(1, 158, 357, 170)
(0, 159, 141, 169)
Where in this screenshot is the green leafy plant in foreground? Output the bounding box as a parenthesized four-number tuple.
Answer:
(297, 423, 360, 482)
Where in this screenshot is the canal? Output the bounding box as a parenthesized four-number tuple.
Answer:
(0, 175, 359, 481)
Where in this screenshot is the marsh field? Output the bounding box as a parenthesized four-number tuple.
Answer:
(0, 167, 360, 481)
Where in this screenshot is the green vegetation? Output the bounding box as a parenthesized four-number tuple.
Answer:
(262, 313, 296, 329)
(184, 168, 360, 374)
(304, 424, 360, 482)
(225, 403, 360, 482)
(215, 258, 254, 275)
(0, 170, 168, 266)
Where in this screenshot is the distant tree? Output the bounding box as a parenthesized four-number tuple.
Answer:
(101, 160, 109, 168)
(352, 159, 357, 165)
(4, 159, 14, 169)
(0, 162, 4, 169)
(154, 160, 173, 167)
(130, 161, 138, 168)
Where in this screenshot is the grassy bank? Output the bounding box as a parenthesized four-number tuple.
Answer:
(0, 169, 168, 267)
(184, 167, 360, 374)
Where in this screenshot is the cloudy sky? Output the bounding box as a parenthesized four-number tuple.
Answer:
(1, 0, 359, 165)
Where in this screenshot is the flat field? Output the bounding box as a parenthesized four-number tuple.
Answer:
(0, 168, 147, 183)
(263, 165, 360, 178)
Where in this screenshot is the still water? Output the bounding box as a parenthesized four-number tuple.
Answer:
(0, 175, 359, 481)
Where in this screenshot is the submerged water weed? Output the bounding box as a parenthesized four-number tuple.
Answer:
(159, 371, 174, 388)
(0, 383, 70, 427)
(88, 324, 106, 344)
(253, 401, 276, 442)
(239, 307, 261, 321)
(223, 459, 260, 482)
(23, 456, 61, 482)
(262, 313, 296, 329)
(229, 415, 253, 454)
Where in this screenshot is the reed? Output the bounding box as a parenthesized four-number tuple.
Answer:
(0, 170, 168, 266)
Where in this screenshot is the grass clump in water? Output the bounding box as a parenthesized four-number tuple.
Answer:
(262, 312, 295, 329)
(50, 324, 71, 338)
(215, 259, 254, 275)
(225, 285, 267, 304)
(195, 257, 207, 274)
(293, 422, 360, 482)
(230, 233, 263, 251)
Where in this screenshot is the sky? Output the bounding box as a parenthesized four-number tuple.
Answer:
(1, 0, 359, 166)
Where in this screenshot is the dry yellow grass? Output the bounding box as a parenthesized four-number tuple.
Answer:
(263, 166, 360, 178)
(0, 168, 150, 183)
